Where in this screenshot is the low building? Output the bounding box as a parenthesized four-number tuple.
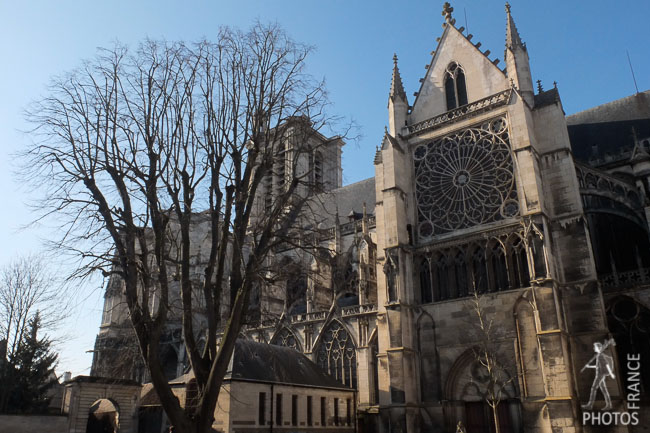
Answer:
(139, 340, 355, 433)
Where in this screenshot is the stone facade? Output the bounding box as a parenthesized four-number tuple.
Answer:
(91, 3, 650, 433)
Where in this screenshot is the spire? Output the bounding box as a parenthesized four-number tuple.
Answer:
(505, 2, 524, 50)
(389, 54, 407, 102)
(388, 54, 408, 136)
(504, 2, 534, 106)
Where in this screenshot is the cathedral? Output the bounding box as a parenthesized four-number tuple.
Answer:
(91, 3, 650, 432)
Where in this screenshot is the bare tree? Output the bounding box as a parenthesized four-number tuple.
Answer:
(22, 23, 341, 433)
(0, 255, 63, 412)
(467, 290, 519, 433)
(0, 255, 62, 361)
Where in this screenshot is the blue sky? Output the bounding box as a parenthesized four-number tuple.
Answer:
(1, 0, 649, 376)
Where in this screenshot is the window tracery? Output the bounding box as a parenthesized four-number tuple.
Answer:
(415, 228, 537, 303)
(419, 258, 433, 303)
(454, 251, 469, 297)
(444, 62, 468, 110)
(510, 236, 530, 288)
(315, 321, 357, 388)
(471, 247, 488, 294)
(414, 117, 519, 239)
(270, 327, 301, 352)
(434, 254, 449, 301)
(490, 243, 509, 291)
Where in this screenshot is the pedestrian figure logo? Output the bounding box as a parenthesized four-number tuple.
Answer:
(581, 338, 616, 410)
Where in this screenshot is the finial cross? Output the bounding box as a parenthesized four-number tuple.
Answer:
(442, 2, 454, 22)
(505, 2, 511, 14)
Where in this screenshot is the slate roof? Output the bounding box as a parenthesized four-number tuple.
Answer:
(567, 90, 650, 125)
(310, 177, 376, 228)
(166, 339, 347, 390)
(566, 91, 650, 166)
(227, 339, 347, 389)
(534, 88, 560, 109)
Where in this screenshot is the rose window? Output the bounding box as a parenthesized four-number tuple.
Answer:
(413, 116, 518, 238)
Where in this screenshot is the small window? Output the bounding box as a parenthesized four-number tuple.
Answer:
(320, 397, 326, 426)
(334, 398, 339, 426)
(276, 393, 283, 426)
(307, 396, 313, 426)
(346, 398, 352, 426)
(292, 395, 298, 426)
(258, 392, 266, 425)
(444, 62, 468, 110)
(313, 151, 323, 189)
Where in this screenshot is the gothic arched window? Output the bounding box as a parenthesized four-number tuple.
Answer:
(530, 234, 547, 279)
(316, 321, 357, 388)
(472, 247, 488, 294)
(271, 327, 301, 352)
(434, 254, 449, 301)
(509, 237, 530, 289)
(419, 257, 433, 304)
(490, 243, 509, 291)
(444, 62, 468, 110)
(607, 297, 650, 392)
(454, 251, 468, 298)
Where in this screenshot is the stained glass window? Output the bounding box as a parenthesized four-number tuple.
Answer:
(414, 116, 518, 238)
(270, 327, 301, 352)
(316, 321, 357, 388)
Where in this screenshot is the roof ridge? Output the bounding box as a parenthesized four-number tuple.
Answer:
(567, 90, 650, 120)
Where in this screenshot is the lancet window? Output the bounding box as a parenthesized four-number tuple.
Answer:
(419, 257, 433, 303)
(416, 229, 540, 303)
(444, 62, 468, 110)
(490, 242, 509, 291)
(471, 247, 488, 294)
(510, 236, 530, 288)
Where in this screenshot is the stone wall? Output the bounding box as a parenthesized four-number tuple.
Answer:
(216, 380, 356, 433)
(0, 414, 68, 433)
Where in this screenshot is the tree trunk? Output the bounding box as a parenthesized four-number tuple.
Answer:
(492, 404, 501, 433)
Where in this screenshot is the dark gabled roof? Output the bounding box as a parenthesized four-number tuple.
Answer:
(228, 339, 347, 389)
(566, 90, 650, 166)
(568, 119, 650, 165)
(166, 340, 349, 391)
(310, 178, 376, 229)
(534, 88, 560, 109)
(567, 90, 650, 125)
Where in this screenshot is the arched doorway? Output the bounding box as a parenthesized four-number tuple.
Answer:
(86, 399, 119, 433)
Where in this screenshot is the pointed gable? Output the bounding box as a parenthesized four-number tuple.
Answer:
(410, 23, 508, 125)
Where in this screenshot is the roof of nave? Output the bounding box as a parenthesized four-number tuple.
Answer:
(310, 177, 376, 229)
(567, 90, 650, 166)
(567, 90, 650, 125)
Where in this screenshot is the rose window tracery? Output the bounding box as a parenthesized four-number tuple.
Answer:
(413, 116, 518, 238)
